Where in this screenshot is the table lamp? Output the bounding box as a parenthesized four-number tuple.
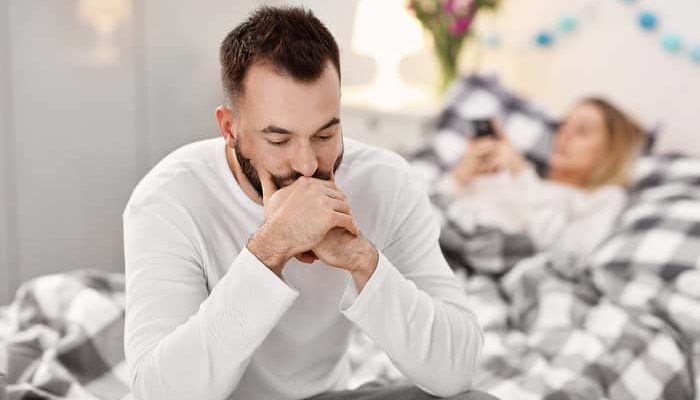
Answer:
(348, 0, 432, 110)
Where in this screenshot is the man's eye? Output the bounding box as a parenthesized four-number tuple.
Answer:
(268, 140, 289, 146)
(316, 133, 334, 141)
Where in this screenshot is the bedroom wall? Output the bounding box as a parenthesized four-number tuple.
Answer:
(473, 0, 700, 154)
(1, 0, 12, 305)
(1, 0, 146, 304)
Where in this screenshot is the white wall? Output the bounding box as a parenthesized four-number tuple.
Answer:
(3, 0, 145, 303)
(1, 0, 12, 304)
(141, 0, 263, 165)
(473, 0, 700, 154)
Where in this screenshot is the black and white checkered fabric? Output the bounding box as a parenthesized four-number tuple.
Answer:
(399, 77, 699, 399)
(410, 74, 561, 184)
(437, 218, 536, 276)
(414, 152, 700, 398)
(593, 153, 700, 282)
(425, 154, 700, 398)
(1, 270, 129, 400)
(591, 153, 700, 348)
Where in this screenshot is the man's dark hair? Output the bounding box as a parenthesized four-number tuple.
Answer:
(219, 6, 341, 102)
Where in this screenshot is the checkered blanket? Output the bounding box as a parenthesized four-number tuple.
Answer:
(0, 270, 411, 400)
(427, 149, 699, 398)
(404, 76, 698, 398)
(0, 270, 129, 400)
(340, 248, 699, 400)
(432, 190, 537, 276)
(350, 157, 700, 400)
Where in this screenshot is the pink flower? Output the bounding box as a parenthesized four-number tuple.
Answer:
(454, 0, 474, 14)
(450, 14, 472, 36)
(444, 0, 456, 13)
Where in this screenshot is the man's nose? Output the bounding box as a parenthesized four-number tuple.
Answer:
(291, 142, 319, 177)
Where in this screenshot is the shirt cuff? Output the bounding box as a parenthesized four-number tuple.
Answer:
(339, 251, 390, 318)
(239, 246, 300, 298)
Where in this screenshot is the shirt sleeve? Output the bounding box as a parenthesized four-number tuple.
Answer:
(339, 169, 484, 398)
(123, 199, 298, 400)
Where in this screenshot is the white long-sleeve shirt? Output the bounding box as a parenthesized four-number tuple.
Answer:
(122, 137, 483, 400)
(434, 166, 627, 258)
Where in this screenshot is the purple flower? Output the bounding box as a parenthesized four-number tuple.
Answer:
(450, 14, 473, 36)
(454, 0, 475, 15)
(444, 0, 456, 13)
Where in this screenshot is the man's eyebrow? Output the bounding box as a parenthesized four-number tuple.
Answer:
(259, 117, 340, 135)
(315, 117, 340, 133)
(260, 125, 292, 134)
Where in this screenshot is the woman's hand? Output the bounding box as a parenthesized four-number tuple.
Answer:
(450, 120, 528, 187)
(450, 137, 498, 186)
(490, 120, 528, 175)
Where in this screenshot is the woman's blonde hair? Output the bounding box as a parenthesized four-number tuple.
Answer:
(581, 97, 647, 189)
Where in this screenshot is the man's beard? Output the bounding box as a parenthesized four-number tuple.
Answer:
(234, 139, 344, 198)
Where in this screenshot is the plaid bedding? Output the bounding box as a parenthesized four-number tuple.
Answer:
(466, 157, 700, 400)
(359, 154, 700, 399)
(0, 270, 129, 400)
(406, 76, 699, 398)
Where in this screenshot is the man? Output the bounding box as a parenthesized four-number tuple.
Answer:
(123, 6, 490, 400)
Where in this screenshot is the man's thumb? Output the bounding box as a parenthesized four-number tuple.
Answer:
(253, 161, 277, 201)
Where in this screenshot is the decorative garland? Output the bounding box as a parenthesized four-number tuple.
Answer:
(479, 1, 700, 65)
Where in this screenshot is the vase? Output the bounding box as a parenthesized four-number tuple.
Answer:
(431, 34, 466, 94)
(435, 51, 459, 94)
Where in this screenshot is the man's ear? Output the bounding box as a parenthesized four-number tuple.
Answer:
(215, 105, 236, 148)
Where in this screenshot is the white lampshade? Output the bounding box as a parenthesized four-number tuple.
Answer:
(347, 0, 431, 110)
(352, 0, 425, 58)
(77, 0, 131, 64)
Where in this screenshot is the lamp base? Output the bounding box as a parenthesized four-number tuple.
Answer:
(342, 81, 438, 116)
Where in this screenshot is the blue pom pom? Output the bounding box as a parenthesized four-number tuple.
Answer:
(690, 46, 700, 63)
(638, 11, 658, 31)
(483, 33, 501, 48)
(661, 34, 683, 53)
(558, 16, 578, 34)
(535, 31, 554, 47)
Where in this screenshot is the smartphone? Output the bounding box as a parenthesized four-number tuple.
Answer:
(470, 119, 496, 138)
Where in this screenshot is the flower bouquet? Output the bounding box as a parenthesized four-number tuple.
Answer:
(408, 0, 501, 92)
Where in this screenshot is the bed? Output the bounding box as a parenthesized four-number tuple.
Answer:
(1, 75, 698, 400)
(407, 75, 700, 399)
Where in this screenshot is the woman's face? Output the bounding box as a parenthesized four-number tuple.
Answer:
(550, 103, 610, 176)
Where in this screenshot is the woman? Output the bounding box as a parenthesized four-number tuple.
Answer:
(434, 98, 646, 269)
